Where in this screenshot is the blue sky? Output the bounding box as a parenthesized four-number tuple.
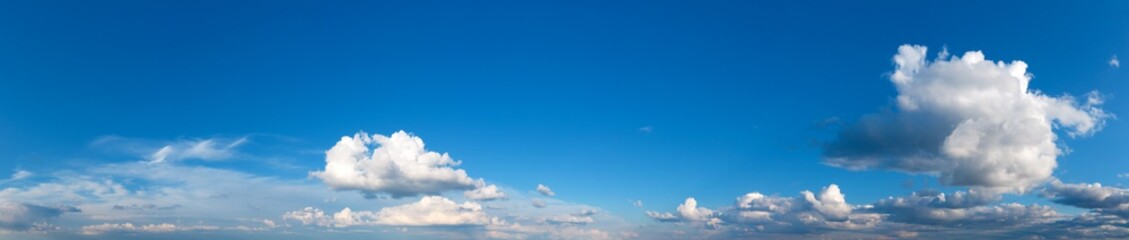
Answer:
(2, 1, 1129, 239)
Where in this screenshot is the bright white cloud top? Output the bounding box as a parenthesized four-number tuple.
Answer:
(537, 184, 555, 197)
(311, 131, 484, 198)
(824, 45, 1108, 192)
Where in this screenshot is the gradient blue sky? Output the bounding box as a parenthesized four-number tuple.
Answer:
(2, 1, 1129, 239)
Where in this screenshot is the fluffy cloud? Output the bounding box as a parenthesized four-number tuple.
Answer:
(648, 184, 878, 232)
(824, 45, 1108, 191)
(1040, 179, 1129, 218)
(537, 184, 555, 197)
(872, 190, 1057, 227)
(646, 198, 716, 224)
(311, 131, 482, 198)
(801, 185, 851, 222)
(464, 184, 507, 201)
(1112, 55, 1121, 68)
(282, 207, 331, 227)
(284, 196, 496, 227)
(0, 202, 76, 232)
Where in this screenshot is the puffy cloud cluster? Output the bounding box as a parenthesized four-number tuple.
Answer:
(647, 184, 880, 232)
(284, 196, 496, 227)
(0, 202, 76, 232)
(311, 131, 486, 198)
(824, 45, 1108, 191)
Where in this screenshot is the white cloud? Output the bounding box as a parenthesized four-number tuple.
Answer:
(532, 199, 547, 208)
(7, 171, 31, 181)
(80, 223, 223, 235)
(650, 184, 882, 234)
(645, 197, 722, 229)
(1112, 55, 1120, 68)
(282, 207, 331, 227)
(464, 184, 507, 201)
(543, 214, 594, 225)
(872, 190, 1056, 227)
(149, 137, 248, 163)
(285, 196, 496, 227)
(676, 198, 716, 222)
(311, 131, 481, 198)
(825, 45, 1109, 192)
(800, 184, 851, 221)
(537, 184, 555, 197)
(632, 200, 643, 207)
(1039, 179, 1129, 218)
(0, 202, 75, 232)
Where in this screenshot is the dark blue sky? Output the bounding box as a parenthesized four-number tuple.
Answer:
(2, 1, 1129, 239)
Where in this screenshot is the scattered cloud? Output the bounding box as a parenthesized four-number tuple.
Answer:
(1040, 179, 1129, 218)
(91, 136, 250, 163)
(285, 196, 496, 227)
(1112, 55, 1120, 68)
(464, 184, 507, 201)
(639, 126, 653, 133)
(80, 223, 224, 235)
(824, 45, 1108, 192)
(8, 170, 31, 181)
(872, 190, 1057, 227)
(149, 138, 248, 163)
(532, 199, 547, 208)
(311, 131, 482, 199)
(0, 202, 76, 232)
(537, 184, 555, 197)
(649, 184, 880, 233)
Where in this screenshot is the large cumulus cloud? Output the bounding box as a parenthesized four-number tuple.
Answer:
(824, 45, 1108, 191)
(311, 131, 487, 198)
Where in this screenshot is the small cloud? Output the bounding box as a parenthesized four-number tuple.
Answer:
(1118, 173, 1129, 178)
(464, 184, 507, 201)
(639, 126, 654, 133)
(536, 184, 555, 197)
(532, 199, 547, 208)
(632, 200, 643, 207)
(1112, 55, 1121, 68)
(8, 170, 32, 181)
